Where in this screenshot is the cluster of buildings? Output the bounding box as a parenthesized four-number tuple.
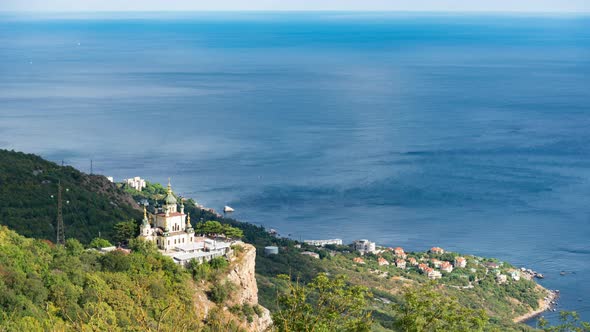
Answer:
(304, 239, 343, 247)
(138, 180, 233, 266)
(349, 243, 471, 280)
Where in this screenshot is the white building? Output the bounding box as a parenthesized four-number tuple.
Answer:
(353, 239, 376, 255)
(125, 176, 146, 191)
(304, 239, 343, 247)
(106, 176, 114, 183)
(301, 251, 320, 259)
(139, 180, 196, 250)
(138, 180, 233, 266)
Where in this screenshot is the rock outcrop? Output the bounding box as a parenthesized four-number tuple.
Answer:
(194, 242, 272, 332)
(227, 243, 273, 331)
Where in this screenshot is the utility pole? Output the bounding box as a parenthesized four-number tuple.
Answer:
(90, 159, 93, 175)
(56, 181, 65, 245)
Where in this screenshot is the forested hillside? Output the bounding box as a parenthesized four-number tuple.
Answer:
(0, 226, 201, 331)
(0, 149, 141, 243)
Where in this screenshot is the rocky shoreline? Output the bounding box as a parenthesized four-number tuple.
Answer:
(514, 287, 559, 323)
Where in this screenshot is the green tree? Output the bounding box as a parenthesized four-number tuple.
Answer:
(222, 224, 244, 239)
(195, 220, 224, 237)
(100, 250, 131, 272)
(113, 220, 137, 244)
(88, 237, 112, 249)
(538, 311, 590, 332)
(393, 282, 488, 332)
(65, 238, 84, 256)
(273, 273, 373, 332)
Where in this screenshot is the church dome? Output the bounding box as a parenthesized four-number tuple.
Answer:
(164, 178, 177, 205)
(165, 193, 177, 205)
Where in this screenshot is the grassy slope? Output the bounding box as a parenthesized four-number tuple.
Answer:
(0, 149, 142, 243)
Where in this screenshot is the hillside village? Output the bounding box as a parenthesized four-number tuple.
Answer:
(299, 237, 544, 285)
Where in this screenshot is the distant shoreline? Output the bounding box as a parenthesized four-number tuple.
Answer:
(514, 286, 557, 324)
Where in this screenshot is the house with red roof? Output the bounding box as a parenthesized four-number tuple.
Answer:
(429, 247, 445, 255)
(426, 268, 442, 280)
(454, 256, 467, 268)
(378, 257, 390, 266)
(431, 258, 442, 268)
(441, 261, 453, 273)
(395, 259, 406, 269)
(394, 247, 407, 259)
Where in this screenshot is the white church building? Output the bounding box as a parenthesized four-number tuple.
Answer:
(139, 180, 232, 265)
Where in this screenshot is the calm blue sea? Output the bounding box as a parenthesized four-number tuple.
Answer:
(1, 12, 589, 325)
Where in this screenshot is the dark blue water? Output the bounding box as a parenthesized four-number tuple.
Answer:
(1, 12, 589, 324)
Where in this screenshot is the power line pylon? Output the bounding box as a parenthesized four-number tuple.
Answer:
(56, 181, 65, 245)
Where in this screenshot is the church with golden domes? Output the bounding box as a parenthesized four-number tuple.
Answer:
(139, 179, 196, 251)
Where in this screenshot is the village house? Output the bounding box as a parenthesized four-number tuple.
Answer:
(508, 269, 521, 281)
(429, 247, 445, 255)
(353, 257, 366, 264)
(485, 262, 500, 269)
(425, 267, 442, 280)
(378, 257, 390, 266)
(395, 259, 406, 269)
(418, 263, 429, 272)
(441, 261, 453, 273)
(408, 257, 418, 266)
(431, 258, 442, 268)
(454, 256, 467, 268)
(394, 247, 407, 259)
(353, 239, 377, 255)
(496, 274, 508, 284)
(301, 251, 320, 259)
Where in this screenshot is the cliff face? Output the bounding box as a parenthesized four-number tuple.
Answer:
(227, 243, 273, 331)
(194, 243, 272, 332)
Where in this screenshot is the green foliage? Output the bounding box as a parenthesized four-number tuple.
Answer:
(100, 250, 131, 272)
(273, 273, 373, 332)
(0, 226, 201, 331)
(208, 281, 233, 304)
(392, 282, 489, 332)
(65, 238, 84, 255)
(113, 220, 137, 245)
(195, 220, 243, 239)
(0, 149, 142, 244)
(209, 256, 229, 270)
(88, 237, 112, 249)
(538, 311, 590, 332)
(187, 259, 211, 281)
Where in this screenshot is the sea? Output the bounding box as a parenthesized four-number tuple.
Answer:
(1, 12, 589, 325)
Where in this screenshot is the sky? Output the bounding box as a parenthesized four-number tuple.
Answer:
(1, 0, 589, 13)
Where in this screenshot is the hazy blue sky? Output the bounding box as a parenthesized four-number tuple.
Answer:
(2, 0, 589, 13)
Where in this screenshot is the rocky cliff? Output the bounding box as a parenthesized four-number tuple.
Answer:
(227, 243, 273, 331)
(194, 243, 272, 332)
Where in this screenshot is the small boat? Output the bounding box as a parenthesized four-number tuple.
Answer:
(223, 205, 234, 213)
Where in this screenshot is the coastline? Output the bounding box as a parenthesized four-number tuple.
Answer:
(513, 286, 557, 324)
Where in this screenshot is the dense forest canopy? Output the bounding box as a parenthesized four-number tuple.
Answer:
(0, 149, 141, 243)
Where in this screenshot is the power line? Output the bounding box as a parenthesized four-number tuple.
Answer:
(55, 181, 65, 245)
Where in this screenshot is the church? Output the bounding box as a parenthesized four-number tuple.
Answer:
(139, 180, 196, 251)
